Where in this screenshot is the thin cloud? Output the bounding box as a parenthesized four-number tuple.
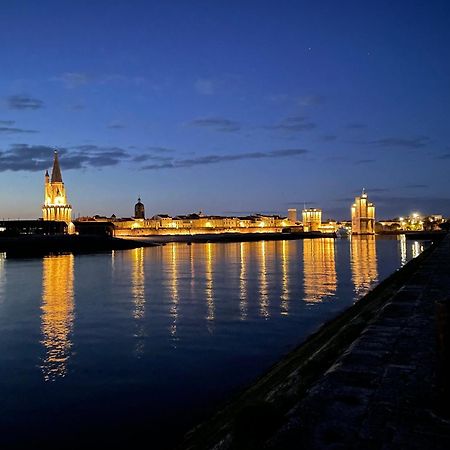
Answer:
(298, 94, 324, 107)
(436, 153, 450, 160)
(69, 104, 85, 111)
(346, 123, 367, 129)
(142, 148, 308, 170)
(404, 184, 429, 189)
(107, 121, 126, 129)
(52, 72, 90, 88)
(0, 144, 132, 172)
(368, 136, 430, 149)
(321, 135, 338, 142)
(7, 95, 44, 110)
(354, 159, 376, 164)
(189, 117, 241, 132)
(147, 146, 175, 153)
(264, 116, 316, 132)
(0, 127, 38, 134)
(133, 154, 173, 163)
(194, 78, 215, 95)
(0, 120, 15, 125)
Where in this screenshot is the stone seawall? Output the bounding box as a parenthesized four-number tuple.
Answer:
(181, 234, 450, 450)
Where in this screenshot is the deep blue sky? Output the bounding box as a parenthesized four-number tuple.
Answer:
(1, 0, 449, 220)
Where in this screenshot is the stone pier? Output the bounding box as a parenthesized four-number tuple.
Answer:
(182, 235, 450, 450)
(267, 235, 450, 449)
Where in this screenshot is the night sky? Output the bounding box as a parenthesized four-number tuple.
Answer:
(1, 0, 449, 220)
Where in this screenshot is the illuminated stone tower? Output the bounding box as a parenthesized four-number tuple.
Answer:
(351, 189, 375, 235)
(42, 151, 72, 224)
(302, 208, 322, 232)
(134, 197, 145, 219)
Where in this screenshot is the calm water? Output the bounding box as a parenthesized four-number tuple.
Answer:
(0, 236, 425, 447)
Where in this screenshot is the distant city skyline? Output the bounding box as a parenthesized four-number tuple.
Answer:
(1, 1, 450, 219)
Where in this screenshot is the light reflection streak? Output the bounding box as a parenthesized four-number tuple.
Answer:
(131, 247, 146, 356)
(239, 242, 248, 320)
(280, 240, 290, 315)
(205, 243, 215, 328)
(303, 239, 337, 303)
(351, 235, 378, 299)
(0, 252, 5, 302)
(190, 244, 195, 296)
(399, 234, 407, 266)
(131, 248, 145, 320)
(259, 241, 269, 318)
(412, 241, 422, 259)
(41, 253, 74, 381)
(170, 244, 179, 341)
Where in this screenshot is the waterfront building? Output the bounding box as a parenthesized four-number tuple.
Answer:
(288, 208, 297, 223)
(351, 189, 375, 235)
(134, 198, 145, 219)
(302, 208, 322, 232)
(42, 151, 73, 232)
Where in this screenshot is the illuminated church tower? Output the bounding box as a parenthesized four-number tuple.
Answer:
(42, 151, 72, 224)
(351, 188, 375, 235)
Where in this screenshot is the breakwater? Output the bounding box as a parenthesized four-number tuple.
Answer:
(182, 234, 450, 449)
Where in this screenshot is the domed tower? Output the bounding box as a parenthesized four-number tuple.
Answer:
(42, 150, 72, 224)
(134, 197, 145, 219)
(351, 188, 375, 235)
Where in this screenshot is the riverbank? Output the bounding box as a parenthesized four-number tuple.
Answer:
(181, 234, 450, 449)
(0, 234, 157, 257)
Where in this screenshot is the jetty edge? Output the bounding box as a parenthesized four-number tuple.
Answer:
(180, 234, 450, 449)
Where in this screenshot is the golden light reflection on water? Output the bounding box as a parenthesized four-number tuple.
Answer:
(205, 243, 215, 327)
(280, 240, 290, 315)
(351, 235, 378, 298)
(131, 247, 145, 320)
(41, 253, 74, 381)
(169, 244, 179, 340)
(0, 252, 5, 302)
(412, 240, 423, 259)
(399, 234, 407, 266)
(239, 242, 248, 320)
(131, 247, 146, 356)
(258, 241, 269, 318)
(303, 239, 337, 303)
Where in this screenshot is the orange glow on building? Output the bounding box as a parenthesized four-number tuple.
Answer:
(351, 189, 375, 235)
(42, 151, 74, 232)
(302, 208, 322, 232)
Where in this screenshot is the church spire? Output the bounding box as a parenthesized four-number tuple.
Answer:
(51, 150, 63, 183)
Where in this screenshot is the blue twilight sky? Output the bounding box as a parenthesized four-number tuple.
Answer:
(1, 0, 450, 220)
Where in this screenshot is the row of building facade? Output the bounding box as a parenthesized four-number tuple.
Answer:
(36, 151, 378, 236)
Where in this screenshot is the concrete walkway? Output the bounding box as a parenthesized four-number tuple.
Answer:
(267, 235, 450, 449)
